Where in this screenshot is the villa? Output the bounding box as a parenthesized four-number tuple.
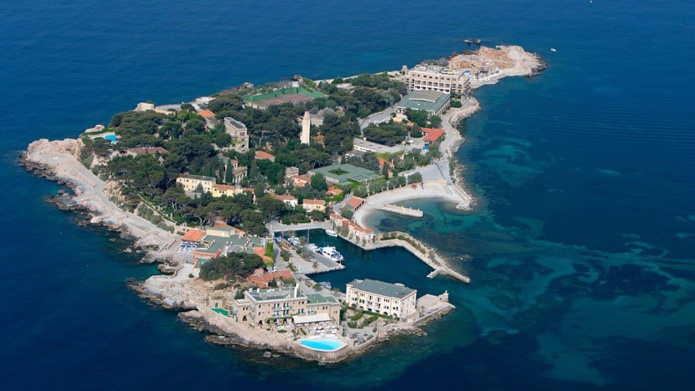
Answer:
(230, 286, 341, 327)
(176, 174, 215, 193)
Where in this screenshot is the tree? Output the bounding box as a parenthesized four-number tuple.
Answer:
(341, 206, 354, 220)
(429, 115, 442, 128)
(257, 195, 287, 221)
(405, 109, 429, 127)
(199, 253, 264, 281)
(310, 173, 328, 192)
(407, 172, 423, 184)
(224, 159, 234, 183)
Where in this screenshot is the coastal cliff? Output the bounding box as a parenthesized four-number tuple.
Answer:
(21, 138, 181, 263)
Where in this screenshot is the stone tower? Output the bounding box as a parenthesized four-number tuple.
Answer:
(300, 111, 311, 145)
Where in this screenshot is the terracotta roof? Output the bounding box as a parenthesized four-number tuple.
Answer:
(326, 186, 343, 196)
(198, 110, 215, 118)
(303, 199, 325, 205)
(421, 127, 445, 142)
(350, 222, 373, 233)
(346, 197, 365, 210)
(273, 194, 297, 202)
(255, 151, 275, 160)
(181, 229, 206, 242)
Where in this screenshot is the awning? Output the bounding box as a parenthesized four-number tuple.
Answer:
(292, 313, 331, 324)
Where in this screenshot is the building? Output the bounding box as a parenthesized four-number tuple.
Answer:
(345, 196, 365, 211)
(181, 229, 206, 245)
(302, 199, 326, 213)
(272, 194, 298, 208)
(309, 164, 382, 187)
(246, 268, 293, 288)
(255, 150, 275, 162)
(176, 174, 216, 193)
(352, 138, 403, 154)
(289, 174, 311, 188)
(395, 90, 451, 116)
(211, 184, 238, 198)
(300, 111, 311, 145)
(223, 117, 249, 152)
(230, 286, 340, 326)
(125, 147, 169, 157)
(134, 102, 155, 112)
(402, 64, 471, 96)
(345, 279, 417, 320)
(421, 127, 445, 143)
(326, 186, 343, 197)
(329, 212, 375, 243)
(134, 102, 175, 115)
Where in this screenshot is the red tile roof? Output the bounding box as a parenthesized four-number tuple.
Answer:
(198, 110, 215, 118)
(273, 194, 297, 202)
(346, 197, 365, 210)
(303, 199, 325, 205)
(255, 151, 275, 160)
(181, 229, 206, 242)
(421, 128, 445, 142)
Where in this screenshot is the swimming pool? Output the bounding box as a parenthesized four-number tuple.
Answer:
(103, 134, 117, 143)
(299, 338, 346, 352)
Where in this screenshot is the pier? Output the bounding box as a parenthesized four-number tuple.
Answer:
(337, 231, 470, 284)
(380, 204, 424, 217)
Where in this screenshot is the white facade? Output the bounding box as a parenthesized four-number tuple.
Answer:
(403, 64, 471, 96)
(345, 279, 417, 320)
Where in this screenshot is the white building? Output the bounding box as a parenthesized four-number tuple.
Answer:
(402, 64, 471, 96)
(345, 279, 417, 320)
(224, 117, 249, 152)
(176, 174, 216, 193)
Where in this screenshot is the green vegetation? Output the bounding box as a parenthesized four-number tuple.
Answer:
(200, 253, 264, 281)
(363, 121, 408, 146)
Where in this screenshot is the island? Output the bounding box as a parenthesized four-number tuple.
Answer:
(21, 45, 544, 363)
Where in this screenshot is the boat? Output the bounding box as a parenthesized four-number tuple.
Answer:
(318, 246, 344, 262)
(551, 48, 557, 52)
(325, 229, 338, 237)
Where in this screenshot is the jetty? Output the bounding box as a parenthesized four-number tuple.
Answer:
(338, 230, 470, 284)
(380, 204, 423, 217)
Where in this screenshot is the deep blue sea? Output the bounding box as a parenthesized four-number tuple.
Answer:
(1, 0, 694, 390)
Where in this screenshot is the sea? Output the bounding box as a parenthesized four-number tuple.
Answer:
(1, 0, 694, 390)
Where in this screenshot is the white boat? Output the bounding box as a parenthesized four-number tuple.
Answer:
(325, 229, 338, 237)
(318, 246, 344, 262)
(550, 48, 557, 52)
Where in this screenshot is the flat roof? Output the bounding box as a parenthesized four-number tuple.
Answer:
(353, 138, 403, 154)
(310, 164, 382, 186)
(224, 117, 246, 129)
(396, 90, 450, 114)
(247, 286, 304, 302)
(306, 293, 339, 304)
(348, 279, 416, 299)
(178, 174, 216, 182)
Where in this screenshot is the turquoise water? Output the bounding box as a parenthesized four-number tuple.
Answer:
(1, 0, 694, 390)
(300, 339, 346, 352)
(103, 134, 117, 143)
